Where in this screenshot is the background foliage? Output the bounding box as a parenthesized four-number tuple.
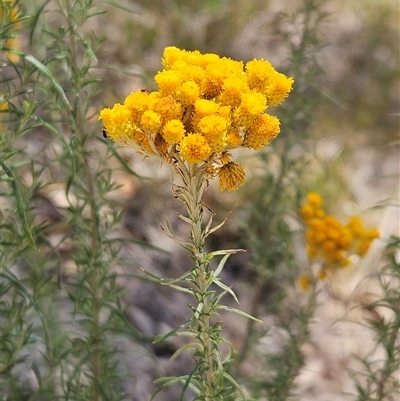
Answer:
(1, 0, 398, 400)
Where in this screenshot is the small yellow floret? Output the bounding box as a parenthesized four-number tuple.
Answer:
(162, 119, 186, 144)
(243, 114, 280, 150)
(162, 46, 186, 69)
(298, 274, 312, 292)
(1, 1, 22, 62)
(194, 99, 220, 117)
(245, 59, 275, 92)
(187, 65, 207, 85)
(202, 59, 242, 99)
(178, 80, 200, 106)
(140, 110, 161, 133)
(219, 76, 248, 108)
(268, 72, 294, 107)
(124, 91, 151, 124)
(218, 162, 246, 191)
(153, 96, 183, 124)
(155, 70, 182, 95)
(226, 131, 243, 148)
(198, 115, 228, 152)
(220, 152, 232, 165)
(307, 192, 323, 208)
(365, 228, 380, 239)
(240, 92, 267, 116)
(317, 270, 328, 281)
(99, 104, 136, 147)
(179, 133, 212, 163)
(300, 204, 315, 222)
(0, 94, 9, 111)
(347, 216, 364, 236)
(301, 193, 380, 276)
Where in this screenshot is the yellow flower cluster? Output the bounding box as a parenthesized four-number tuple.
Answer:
(298, 192, 380, 289)
(1, 0, 21, 63)
(99, 47, 293, 190)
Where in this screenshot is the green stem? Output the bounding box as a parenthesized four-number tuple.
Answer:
(64, 0, 102, 399)
(177, 162, 222, 400)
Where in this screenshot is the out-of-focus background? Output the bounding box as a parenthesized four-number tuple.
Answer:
(2, 0, 399, 400)
(95, 2, 399, 400)
(95, 0, 399, 231)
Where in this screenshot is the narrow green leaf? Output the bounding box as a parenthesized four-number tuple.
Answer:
(77, 31, 97, 62)
(0, 161, 36, 249)
(170, 342, 201, 360)
(216, 305, 263, 323)
(205, 216, 227, 238)
(167, 284, 193, 295)
(8, 50, 71, 110)
(214, 253, 232, 277)
(141, 267, 191, 285)
(151, 375, 199, 401)
(180, 361, 202, 400)
(92, 64, 148, 78)
(153, 319, 191, 344)
(208, 249, 246, 257)
(32, 117, 76, 179)
(29, 0, 52, 47)
(98, 0, 141, 14)
(104, 304, 142, 339)
(176, 331, 197, 338)
(212, 279, 238, 303)
(160, 220, 192, 248)
(0, 272, 52, 356)
(176, 212, 192, 224)
(223, 372, 247, 399)
(0, 150, 18, 163)
(105, 237, 169, 253)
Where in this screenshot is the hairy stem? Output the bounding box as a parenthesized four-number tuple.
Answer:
(176, 161, 222, 399)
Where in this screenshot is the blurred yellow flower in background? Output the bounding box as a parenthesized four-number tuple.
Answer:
(1, 0, 22, 63)
(99, 47, 293, 190)
(300, 192, 380, 284)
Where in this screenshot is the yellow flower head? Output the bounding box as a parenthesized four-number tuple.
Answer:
(240, 92, 267, 116)
(177, 80, 200, 106)
(298, 274, 312, 292)
(99, 47, 293, 190)
(245, 59, 293, 107)
(245, 59, 276, 93)
(181, 64, 206, 86)
(99, 104, 152, 153)
(300, 192, 380, 278)
(219, 76, 249, 108)
(203, 59, 243, 99)
(197, 115, 228, 152)
(226, 130, 243, 147)
(153, 96, 183, 125)
(179, 133, 212, 163)
(155, 70, 182, 95)
(194, 99, 220, 117)
(347, 216, 364, 237)
(124, 91, 151, 124)
(162, 119, 186, 144)
(307, 192, 323, 208)
(1, 0, 22, 62)
(162, 46, 186, 69)
(0, 93, 9, 111)
(268, 72, 294, 107)
(218, 162, 246, 191)
(140, 110, 162, 133)
(243, 114, 280, 150)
